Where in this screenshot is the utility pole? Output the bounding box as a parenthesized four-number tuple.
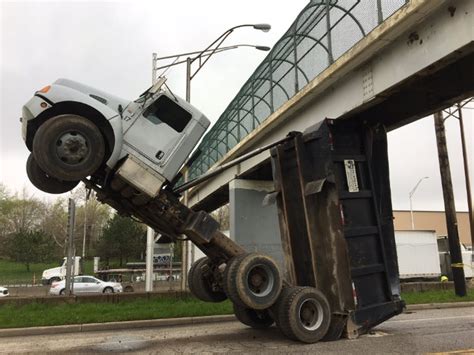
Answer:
(65, 198, 76, 296)
(456, 102, 474, 249)
(433, 111, 466, 296)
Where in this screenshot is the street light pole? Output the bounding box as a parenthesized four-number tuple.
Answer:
(409, 176, 429, 230)
(151, 24, 270, 291)
(186, 57, 191, 103)
(152, 25, 271, 104)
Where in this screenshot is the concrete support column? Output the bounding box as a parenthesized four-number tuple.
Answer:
(229, 179, 283, 268)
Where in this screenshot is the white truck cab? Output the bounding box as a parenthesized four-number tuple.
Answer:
(21, 78, 209, 196)
(42, 256, 82, 285)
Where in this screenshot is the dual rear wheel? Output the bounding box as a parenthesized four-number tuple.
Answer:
(272, 286, 331, 343)
(188, 253, 332, 342)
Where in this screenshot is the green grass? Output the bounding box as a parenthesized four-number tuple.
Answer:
(401, 289, 474, 304)
(0, 259, 94, 284)
(0, 289, 472, 329)
(0, 297, 233, 329)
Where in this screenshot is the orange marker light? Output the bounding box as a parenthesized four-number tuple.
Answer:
(38, 85, 51, 93)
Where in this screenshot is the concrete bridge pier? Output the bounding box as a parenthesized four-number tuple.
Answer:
(229, 179, 284, 269)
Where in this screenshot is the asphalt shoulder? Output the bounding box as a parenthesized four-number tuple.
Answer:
(0, 302, 472, 338)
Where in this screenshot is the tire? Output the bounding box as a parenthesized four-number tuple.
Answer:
(276, 287, 331, 343)
(59, 289, 66, 295)
(271, 286, 297, 338)
(26, 154, 79, 194)
(223, 254, 246, 296)
(233, 303, 274, 329)
(188, 257, 226, 303)
(103, 287, 114, 294)
(226, 253, 282, 310)
(33, 114, 105, 181)
(124, 285, 134, 293)
(49, 277, 61, 285)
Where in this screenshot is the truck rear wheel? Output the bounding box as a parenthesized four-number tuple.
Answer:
(275, 286, 331, 343)
(233, 303, 274, 329)
(33, 114, 105, 181)
(226, 253, 282, 310)
(188, 257, 226, 303)
(26, 154, 79, 194)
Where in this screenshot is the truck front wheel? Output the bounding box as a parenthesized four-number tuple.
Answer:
(33, 114, 105, 181)
(188, 257, 226, 303)
(26, 154, 79, 194)
(233, 303, 274, 329)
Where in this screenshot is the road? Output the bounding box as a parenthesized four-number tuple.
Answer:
(0, 307, 473, 354)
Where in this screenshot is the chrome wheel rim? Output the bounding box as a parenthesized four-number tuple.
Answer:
(246, 263, 274, 298)
(298, 298, 324, 331)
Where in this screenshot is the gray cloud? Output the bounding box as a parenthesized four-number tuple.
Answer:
(1, 0, 472, 213)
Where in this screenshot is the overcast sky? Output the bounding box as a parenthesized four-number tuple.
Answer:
(1, 0, 472, 213)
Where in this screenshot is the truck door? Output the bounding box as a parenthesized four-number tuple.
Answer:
(123, 94, 192, 168)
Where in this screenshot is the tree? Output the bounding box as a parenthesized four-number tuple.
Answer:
(5, 230, 59, 271)
(96, 214, 145, 266)
(0, 187, 46, 258)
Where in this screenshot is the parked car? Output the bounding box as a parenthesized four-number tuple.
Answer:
(0, 287, 9, 297)
(49, 276, 122, 296)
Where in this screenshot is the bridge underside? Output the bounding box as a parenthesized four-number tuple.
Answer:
(188, 0, 474, 213)
(192, 44, 473, 213)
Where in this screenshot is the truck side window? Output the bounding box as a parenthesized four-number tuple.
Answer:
(143, 95, 191, 133)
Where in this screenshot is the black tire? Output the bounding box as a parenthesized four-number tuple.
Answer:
(59, 289, 66, 295)
(223, 254, 246, 296)
(26, 154, 79, 194)
(233, 303, 274, 329)
(124, 285, 134, 293)
(103, 287, 114, 294)
(188, 257, 227, 303)
(49, 277, 61, 285)
(226, 253, 282, 310)
(271, 286, 298, 338)
(33, 114, 105, 181)
(276, 287, 331, 343)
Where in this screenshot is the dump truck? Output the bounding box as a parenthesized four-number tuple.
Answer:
(21, 78, 403, 343)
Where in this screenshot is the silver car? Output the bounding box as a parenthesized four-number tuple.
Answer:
(49, 276, 123, 295)
(0, 287, 9, 297)
(21, 78, 210, 196)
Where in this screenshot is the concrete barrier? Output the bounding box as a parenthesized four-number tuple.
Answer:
(0, 290, 192, 307)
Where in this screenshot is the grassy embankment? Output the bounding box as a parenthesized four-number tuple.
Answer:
(0, 259, 95, 285)
(0, 289, 473, 329)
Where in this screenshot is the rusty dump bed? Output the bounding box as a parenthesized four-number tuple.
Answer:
(270, 119, 404, 338)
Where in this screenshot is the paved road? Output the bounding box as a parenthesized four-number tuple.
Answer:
(0, 307, 473, 354)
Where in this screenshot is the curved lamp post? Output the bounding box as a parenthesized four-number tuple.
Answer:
(152, 23, 271, 102)
(409, 176, 429, 230)
(150, 24, 271, 292)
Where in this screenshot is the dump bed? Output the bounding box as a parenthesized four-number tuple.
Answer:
(270, 119, 404, 338)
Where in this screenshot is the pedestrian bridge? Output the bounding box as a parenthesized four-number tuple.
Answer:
(187, 0, 474, 211)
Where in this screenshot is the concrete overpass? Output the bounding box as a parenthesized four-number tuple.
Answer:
(187, 0, 473, 215)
